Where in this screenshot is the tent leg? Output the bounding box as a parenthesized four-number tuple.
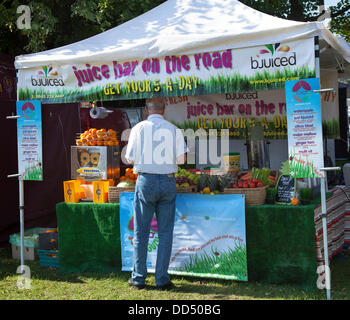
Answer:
(19, 178, 25, 273)
(320, 177, 331, 300)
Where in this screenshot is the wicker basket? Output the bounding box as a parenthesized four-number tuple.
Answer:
(176, 185, 198, 193)
(223, 186, 267, 205)
(108, 186, 135, 203)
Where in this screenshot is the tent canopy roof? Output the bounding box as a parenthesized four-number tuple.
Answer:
(15, 0, 350, 69)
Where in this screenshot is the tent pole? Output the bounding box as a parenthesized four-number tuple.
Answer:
(6, 113, 26, 274)
(19, 177, 25, 273)
(320, 176, 331, 300)
(315, 35, 331, 300)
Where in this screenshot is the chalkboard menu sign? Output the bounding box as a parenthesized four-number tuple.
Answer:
(275, 175, 296, 204)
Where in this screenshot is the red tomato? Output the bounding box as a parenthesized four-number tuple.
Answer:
(243, 183, 249, 188)
(232, 184, 238, 188)
(251, 178, 259, 184)
(237, 181, 243, 188)
(249, 182, 256, 188)
(256, 182, 264, 187)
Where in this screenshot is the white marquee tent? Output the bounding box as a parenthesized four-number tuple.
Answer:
(14, 0, 350, 71)
(11, 0, 350, 300)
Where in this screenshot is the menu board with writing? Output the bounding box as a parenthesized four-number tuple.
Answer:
(16, 101, 43, 180)
(285, 78, 324, 178)
(275, 175, 296, 204)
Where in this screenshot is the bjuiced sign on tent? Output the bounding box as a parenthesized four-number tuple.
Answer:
(285, 78, 324, 178)
(17, 38, 315, 104)
(16, 100, 43, 180)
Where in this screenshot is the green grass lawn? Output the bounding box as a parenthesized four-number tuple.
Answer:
(1, 245, 349, 300)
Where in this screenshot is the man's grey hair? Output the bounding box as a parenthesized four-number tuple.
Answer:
(146, 98, 165, 110)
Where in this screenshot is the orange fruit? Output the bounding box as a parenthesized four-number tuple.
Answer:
(76, 139, 83, 146)
(291, 197, 299, 206)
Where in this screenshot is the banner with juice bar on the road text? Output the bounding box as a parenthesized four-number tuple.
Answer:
(163, 68, 339, 139)
(285, 78, 324, 178)
(17, 38, 315, 104)
(16, 100, 43, 180)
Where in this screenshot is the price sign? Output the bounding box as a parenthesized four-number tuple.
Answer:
(275, 175, 296, 205)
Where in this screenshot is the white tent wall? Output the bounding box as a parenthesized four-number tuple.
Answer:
(14, 0, 350, 70)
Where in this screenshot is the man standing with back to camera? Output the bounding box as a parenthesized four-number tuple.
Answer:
(125, 97, 187, 290)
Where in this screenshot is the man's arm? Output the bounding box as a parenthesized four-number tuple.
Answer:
(176, 153, 187, 165)
(125, 127, 137, 165)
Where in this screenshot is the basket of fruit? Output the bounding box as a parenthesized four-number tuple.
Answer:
(224, 171, 268, 205)
(108, 177, 136, 203)
(224, 184, 267, 205)
(175, 168, 199, 193)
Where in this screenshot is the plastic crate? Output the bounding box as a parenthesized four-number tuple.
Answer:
(37, 249, 59, 268)
(39, 231, 58, 250)
(11, 244, 37, 261)
(9, 227, 56, 248)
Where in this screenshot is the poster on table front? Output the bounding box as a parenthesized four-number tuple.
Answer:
(285, 78, 324, 178)
(16, 100, 43, 180)
(17, 38, 315, 104)
(119, 192, 247, 281)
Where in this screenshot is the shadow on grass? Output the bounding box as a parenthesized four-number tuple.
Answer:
(1, 245, 349, 300)
(0, 246, 128, 284)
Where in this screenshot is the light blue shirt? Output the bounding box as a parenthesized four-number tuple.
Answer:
(125, 114, 188, 174)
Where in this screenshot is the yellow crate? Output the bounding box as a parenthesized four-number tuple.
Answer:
(92, 180, 110, 203)
(63, 180, 82, 203)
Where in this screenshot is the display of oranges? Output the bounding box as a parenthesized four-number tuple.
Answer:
(76, 128, 119, 147)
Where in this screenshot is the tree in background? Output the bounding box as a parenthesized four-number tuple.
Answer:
(0, 0, 165, 56)
(0, 0, 349, 57)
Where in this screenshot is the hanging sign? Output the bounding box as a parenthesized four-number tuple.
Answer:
(163, 70, 338, 139)
(16, 100, 43, 180)
(120, 192, 248, 281)
(164, 89, 288, 139)
(17, 38, 315, 104)
(285, 78, 324, 178)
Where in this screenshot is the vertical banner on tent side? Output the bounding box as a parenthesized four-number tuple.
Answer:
(120, 192, 247, 281)
(285, 78, 324, 178)
(16, 100, 43, 180)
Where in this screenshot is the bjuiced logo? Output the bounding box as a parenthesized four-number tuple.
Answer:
(21, 101, 36, 119)
(251, 43, 296, 69)
(31, 65, 64, 87)
(292, 80, 312, 103)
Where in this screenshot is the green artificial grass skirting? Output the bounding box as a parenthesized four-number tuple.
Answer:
(56, 202, 121, 274)
(56, 200, 319, 290)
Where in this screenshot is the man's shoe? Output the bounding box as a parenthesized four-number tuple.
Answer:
(128, 278, 145, 290)
(156, 281, 175, 291)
